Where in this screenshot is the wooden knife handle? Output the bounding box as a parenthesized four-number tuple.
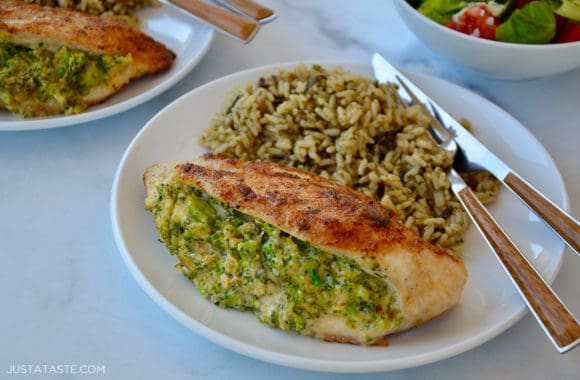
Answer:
(218, 0, 275, 21)
(458, 186, 580, 353)
(504, 172, 579, 254)
(169, 0, 258, 42)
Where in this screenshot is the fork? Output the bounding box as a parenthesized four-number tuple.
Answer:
(164, 0, 276, 43)
(396, 78, 580, 354)
(213, 0, 276, 23)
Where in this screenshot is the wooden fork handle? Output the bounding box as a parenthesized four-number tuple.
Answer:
(458, 186, 580, 353)
(503, 172, 580, 254)
(169, 0, 258, 42)
(216, 0, 275, 21)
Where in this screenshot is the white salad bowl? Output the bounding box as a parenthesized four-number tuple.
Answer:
(393, 0, 580, 80)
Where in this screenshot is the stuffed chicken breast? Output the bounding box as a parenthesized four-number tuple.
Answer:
(0, 0, 175, 117)
(143, 154, 467, 345)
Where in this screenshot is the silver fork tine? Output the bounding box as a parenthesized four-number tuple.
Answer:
(396, 76, 449, 139)
(397, 78, 477, 173)
(424, 100, 473, 172)
(427, 100, 452, 139)
(395, 76, 458, 156)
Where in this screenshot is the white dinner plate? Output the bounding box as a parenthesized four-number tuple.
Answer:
(0, 5, 214, 131)
(110, 62, 568, 373)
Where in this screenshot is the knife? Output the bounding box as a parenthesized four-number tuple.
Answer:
(371, 53, 580, 255)
(164, 0, 259, 43)
(213, 0, 277, 23)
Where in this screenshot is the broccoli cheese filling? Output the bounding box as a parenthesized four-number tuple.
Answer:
(145, 182, 402, 343)
(0, 42, 132, 117)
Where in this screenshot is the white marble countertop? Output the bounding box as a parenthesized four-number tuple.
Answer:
(1, 0, 579, 378)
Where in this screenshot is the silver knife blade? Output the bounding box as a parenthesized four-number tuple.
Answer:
(371, 53, 511, 181)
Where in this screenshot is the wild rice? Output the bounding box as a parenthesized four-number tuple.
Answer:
(199, 64, 498, 256)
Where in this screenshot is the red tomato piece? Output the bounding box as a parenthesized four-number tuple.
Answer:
(446, 4, 500, 40)
(553, 21, 580, 43)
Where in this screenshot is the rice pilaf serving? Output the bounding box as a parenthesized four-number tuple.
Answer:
(199, 64, 498, 255)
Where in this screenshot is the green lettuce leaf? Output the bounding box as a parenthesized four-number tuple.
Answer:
(496, 1, 556, 43)
(417, 0, 471, 24)
(546, 0, 580, 21)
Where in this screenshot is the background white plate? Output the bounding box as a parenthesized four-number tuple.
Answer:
(0, 5, 214, 131)
(110, 62, 568, 373)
